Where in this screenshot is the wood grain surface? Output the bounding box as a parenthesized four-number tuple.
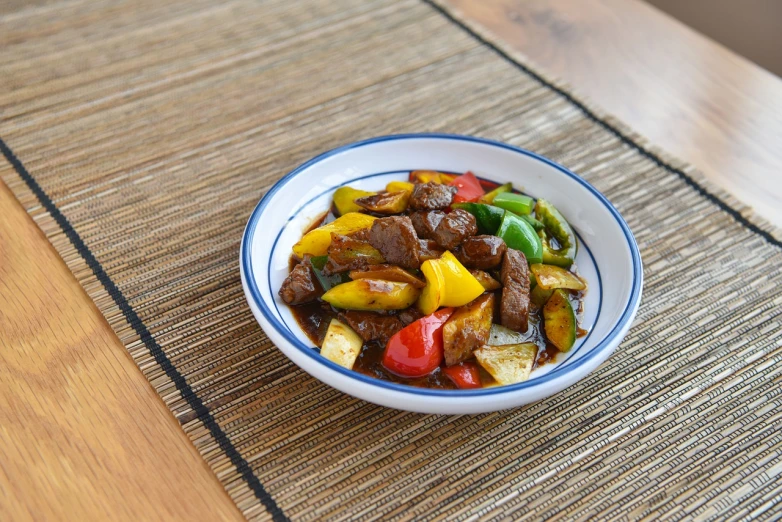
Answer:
(0, 181, 243, 521)
(444, 0, 782, 228)
(1, 0, 781, 518)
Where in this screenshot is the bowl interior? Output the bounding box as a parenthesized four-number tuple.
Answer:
(242, 135, 641, 408)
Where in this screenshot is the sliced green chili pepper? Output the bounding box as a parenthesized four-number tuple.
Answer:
(493, 192, 534, 215)
(496, 211, 543, 264)
(535, 199, 577, 268)
(520, 213, 544, 231)
(537, 230, 575, 268)
(309, 255, 350, 291)
(479, 182, 512, 204)
(451, 202, 505, 235)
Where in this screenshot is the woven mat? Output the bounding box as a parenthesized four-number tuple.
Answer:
(3, 0, 781, 520)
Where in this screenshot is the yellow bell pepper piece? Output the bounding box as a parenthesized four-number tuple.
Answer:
(410, 171, 457, 184)
(292, 212, 376, 258)
(322, 279, 420, 311)
(386, 181, 415, 194)
(333, 186, 376, 215)
(417, 251, 485, 315)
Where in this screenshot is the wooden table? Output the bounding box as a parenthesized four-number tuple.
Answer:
(1, 0, 781, 519)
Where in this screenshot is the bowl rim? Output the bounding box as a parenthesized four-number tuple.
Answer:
(241, 133, 643, 398)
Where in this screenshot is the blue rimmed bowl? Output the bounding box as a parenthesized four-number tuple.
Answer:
(240, 134, 642, 414)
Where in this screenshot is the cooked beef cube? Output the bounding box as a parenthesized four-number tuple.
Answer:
(368, 216, 420, 269)
(279, 259, 322, 305)
(398, 308, 424, 326)
(323, 234, 384, 275)
(410, 211, 445, 240)
(419, 239, 445, 261)
(409, 182, 457, 210)
(339, 311, 404, 344)
(500, 249, 531, 332)
(347, 228, 371, 242)
(432, 209, 477, 250)
(455, 235, 507, 269)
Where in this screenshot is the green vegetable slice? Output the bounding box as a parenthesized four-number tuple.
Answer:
(493, 192, 534, 215)
(535, 199, 577, 267)
(543, 289, 576, 352)
(496, 211, 543, 264)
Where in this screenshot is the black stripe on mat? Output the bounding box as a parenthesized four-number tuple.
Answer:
(422, 0, 782, 251)
(0, 138, 289, 522)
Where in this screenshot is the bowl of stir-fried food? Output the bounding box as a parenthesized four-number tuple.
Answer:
(241, 134, 642, 413)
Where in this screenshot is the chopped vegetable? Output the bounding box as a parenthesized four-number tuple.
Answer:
(310, 255, 350, 290)
(536, 199, 577, 268)
(449, 171, 484, 203)
(355, 191, 410, 214)
(349, 264, 426, 288)
(333, 186, 375, 216)
(443, 294, 494, 366)
(475, 343, 537, 385)
(322, 279, 420, 311)
(530, 264, 586, 291)
(442, 363, 482, 389)
(479, 182, 512, 204)
(543, 289, 576, 352)
(450, 202, 504, 235)
(386, 180, 415, 194)
(410, 170, 457, 184)
(488, 323, 526, 346)
(496, 211, 543, 264)
(293, 213, 376, 258)
(530, 285, 554, 309)
(470, 269, 501, 291)
(382, 308, 454, 377)
(417, 251, 485, 315)
(320, 319, 363, 369)
(521, 213, 545, 231)
(492, 192, 534, 215)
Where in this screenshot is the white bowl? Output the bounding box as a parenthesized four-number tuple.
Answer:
(240, 134, 642, 414)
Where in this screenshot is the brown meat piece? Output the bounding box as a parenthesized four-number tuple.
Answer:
(500, 249, 531, 332)
(398, 307, 424, 326)
(455, 235, 507, 269)
(368, 216, 420, 269)
(409, 182, 457, 210)
(432, 209, 477, 250)
(347, 228, 371, 241)
(419, 239, 445, 262)
(339, 311, 404, 344)
(410, 211, 445, 240)
(279, 259, 322, 305)
(323, 234, 384, 275)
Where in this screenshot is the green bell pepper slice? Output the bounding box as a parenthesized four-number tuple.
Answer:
(535, 199, 577, 268)
(492, 192, 534, 215)
(451, 202, 505, 235)
(496, 211, 543, 264)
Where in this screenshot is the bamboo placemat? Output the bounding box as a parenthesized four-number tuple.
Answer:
(2, 0, 781, 519)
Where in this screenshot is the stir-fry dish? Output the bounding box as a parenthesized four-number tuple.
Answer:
(279, 171, 588, 389)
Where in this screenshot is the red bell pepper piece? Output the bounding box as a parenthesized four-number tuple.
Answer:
(450, 171, 484, 203)
(442, 362, 482, 389)
(382, 308, 454, 378)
